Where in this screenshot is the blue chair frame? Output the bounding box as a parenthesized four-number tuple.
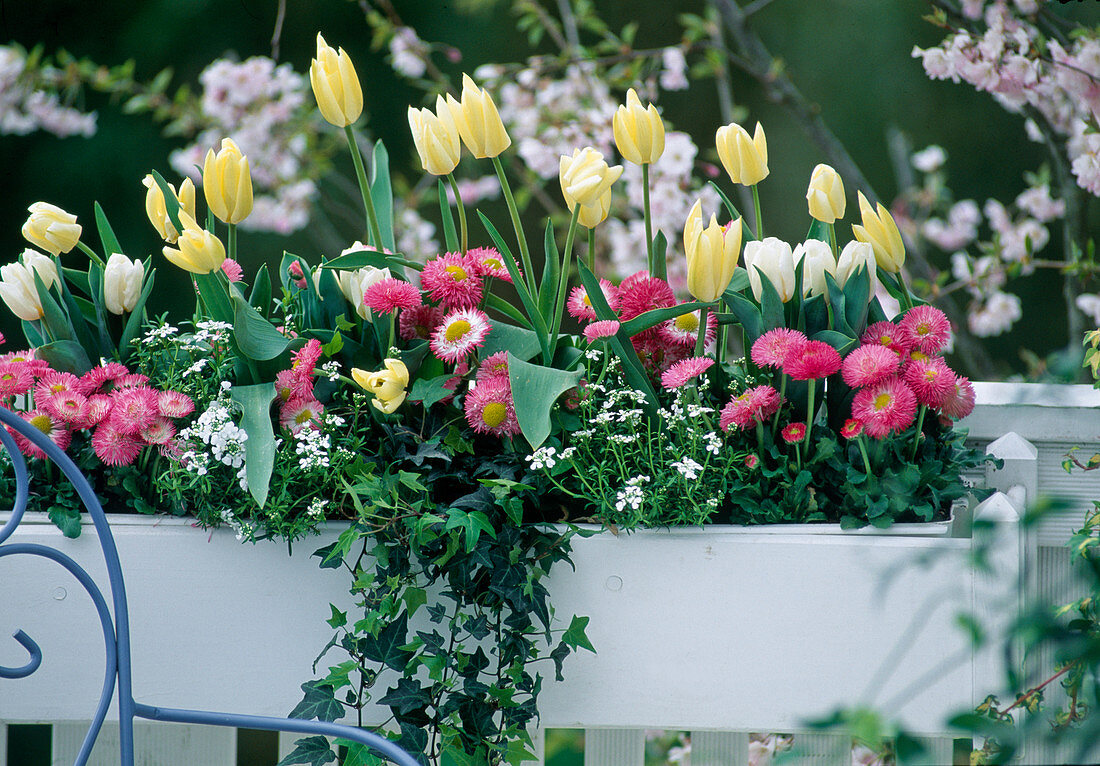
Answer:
(0, 406, 420, 766)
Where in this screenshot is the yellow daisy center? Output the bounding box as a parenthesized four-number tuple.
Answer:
(444, 264, 468, 281)
(481, 402, 507, 428)
(29, 414, 52, 433)
(483, 258, 503, 270)
(910, 350, 929, 362)
(49, 384, 65, 393)
(674, 313, 700, 333)
(878, 334, 892, 345)
(295, 409, 315, 425)
(873, 393, 893, 410)
(445, 319, 472, 342)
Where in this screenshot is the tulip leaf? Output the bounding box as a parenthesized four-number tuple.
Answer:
(722, 290, 764, 346)
(229, 382, 277, 509)
(619, 301, 709, 337)
(249, 264, 272, 318)
(484, 293, 533, 329)
(119, 270, 156, 362)
(652, 231, 668, 281)
(85, 263, 115, 354)
(724, 267, 751, 295)
(150, 169, 183, 236)
(52, 266, 102, 359)
(370, 140, 396, 254)
(577, 261, 658, 414)
(820, 270, 851, 337)
(709, 181, 757, 242)
(507, 353, 582, 449)
(876, 267, 906, 304)
(811, 329, 858, 355)
(483, 319, 541, 362)
(61, 267, 90, 297)
(232, 294, 291, 361)
(438, 180, 460, 253)
(193, 270, 236, 326)
(21, 321, 45, 347)
(538, 219, 560, 322)
(321, 249, 420, 273)
(32, 272, 74, 343)
(94, 202, 123, 258)
(803, 292, 831, 337)
(805, 218, 830, 244)
(755, 270, 786, 332)
(478, 211, 551, 361)
(279, 252, 309, 292)
(35, 340, 93, 376)
(843, 266, 872, 334)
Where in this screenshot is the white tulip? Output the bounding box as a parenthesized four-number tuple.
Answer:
(835, 240, 879, 303)
(103, 252, 145, 315)
(743, 237, 796, 303)
(0, 262, 44, 321)
(793, 239, 836, 298)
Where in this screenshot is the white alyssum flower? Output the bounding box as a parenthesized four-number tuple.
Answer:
(671, 457, 704, 480)
(527, 446, 559, 471)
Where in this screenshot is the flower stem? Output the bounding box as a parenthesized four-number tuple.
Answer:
(751, 183, 764, 240)
(76, 240, 106, 269)
(856, 435, 872, 474)
(642, 162, 655, 276)
(228, 223, 237, 264)
(694, 305, 711, 357)
(587, 226, 596, 272)
(828, 222, 837, 259)
(549, 205, 582, 349)
(344, 125, 385, 251)
(491, 155, 535, 296)
(910, 404, 927, 462)
(805, 379, 816, 446)
(772, 373, 787, 434)
(447, 172, 468, 255)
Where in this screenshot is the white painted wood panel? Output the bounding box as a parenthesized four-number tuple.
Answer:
(582, 728, 644, 766)
(51, 721, 234, 766)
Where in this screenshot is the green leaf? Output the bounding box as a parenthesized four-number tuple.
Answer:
(408, 374, 454, 409)
(62, 266, 91, 297)
(619, 301, 709, 337)
(562, 614, 596, 653)
(192, 270, 235, 325)
(439, 180, 459, 253)
(229, 383, 277, 508)
(48, 506, 82, 538)
(821, 270, 852, 336)
(537, 219, 560, 321)
(378, 677, 430, 715)
(507, 354, 582, 449)
(478, 211, 551, 358)
(288, 681, 344, 723)
(755, 270, 786, 332)
(150, 170, 183, 236)
(93, 202, 123, 259)
(482, 319, 542, 361)
(36, 340, 92, 375)
(249, 264, 272, 316)
(401, 587, 427, 616)
(276, 735, 336, 766)
(810, 329, 857, 355)
(484, 294, 532, 329)
(805, 217, 829, 243)
(842, 263, 872, 333)
(445, 507, 497, 552)
(722, 289, 764, 344)
(32, 271, 74, 342)
(119, 270, 156, 362)
(321, 249, 418, 273)
(359, 613, 413, 671)
(370, 140, 396, 254)
(232, 294, 291, 361)
(652, 230, 668, 281)
(709, 181, 757, 241)
(326, 605, 347, 629)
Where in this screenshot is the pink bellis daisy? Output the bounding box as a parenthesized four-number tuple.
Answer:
(108, 387, 160, 435)
(751, 328, 808, 369)
(362, 277, 422, 315)
(744, 454, 760, 469)
(903, 356, 956, 408)
(583, 320, 620, 343)
(464, 378, 521, 437)
(898, 305, 951, 355)
(221, 258, 244, 283)
(139, 417, 176, 445)
(292, 338, 324, 376)
(567, 279, 621, 321)
(861, 321, 908, 355)
(34, 371, 81, 402)
(659, 308, 717, 348)
(719, 385, 782, 431)
(784, 340, 842, 381)
(660, 356, 715, 390)
(939, 374, 976, 420)
(91, 423, 142, 466)
(79, 362, 129, 394)
(113, 373, 150, 389)
(781, 422, 807, 443)
(841, 344, 900, 388)
(0, 362, 33, 398)
(617, 275, 675, 322)
(851, 376, 918, 438)
(280, 397, 324, 433)
(420, 251, 484, 309)
(476, 351, 510, 384)
(13, 410, 71, 459)
(468, 246, 517, 283)
(430, 308, 491, 364)
(85, 394, 114, 427)
(399, 304, 444, 341)
(157, 390, 195, 419)
(43, 390, 88, 426)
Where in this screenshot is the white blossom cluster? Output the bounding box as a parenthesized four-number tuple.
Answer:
(293, 412, 353, 471)
(389, 27, 429, 79)
(218, 508, 255, 542)
(0, 46, 97, 138)
(670, 456, 703, 480)
(527, 445, 559, 471)
(614, 475, 650, 514)
(177, 399, 248, 489)
(169, 56, 316, 234)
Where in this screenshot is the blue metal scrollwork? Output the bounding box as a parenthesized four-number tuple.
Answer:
(0, 407, 421, 766)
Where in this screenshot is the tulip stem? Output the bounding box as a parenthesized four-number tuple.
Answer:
(587, 227, 595, 273)
(642, 163, 654, 275)
(550, 205, 582, 350)
(828, 222, 837, 260)
(228, 223, 237, 264)
(446, 173, 468, 255)
(772, 373, 787, 434)
(76, 240, 106, 269)
(491, 155, 535, 296)
(694, 305, 711, 358)
(344, 125, 386, 252)
(751, 183, 763, 240)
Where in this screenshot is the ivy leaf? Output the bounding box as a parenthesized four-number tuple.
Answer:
(407, 375, 453, 409)
(359, 613, 413, 672)
(562, 615, 596, 653)
(276, 735, 336, 766)
(401, 587, 427, 616)
(334, 742, 385, 766)
(379, 677, 431, 715)
(326, 605, 347, 629)
(288, 681, 344, 723)
(48, 505, 82, 538)
(445, 508, 498, 553)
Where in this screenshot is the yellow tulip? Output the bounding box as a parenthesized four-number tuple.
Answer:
(444, 74, 511, 159)
(143, 175, 197, 244)
(103, 252, 145, 315)
(559, 147, 623, 210)
(162, 211, 226, 274)
(715, 121, 769, 186)
(613, 88, 665, 165)
(685, 204, 742, 303)
(310, 33, 363, 128)
(352, 358, 409, 414)
(202, 138, 253, 225)
(577, 188, 612, 229)
(408, 96, 461, 176)
(852, 191, 905, 273)
(21, 202, 81, 256)
(806, 164, 845, 224)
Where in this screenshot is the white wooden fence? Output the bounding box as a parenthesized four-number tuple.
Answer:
(1, 381, 1098, 765)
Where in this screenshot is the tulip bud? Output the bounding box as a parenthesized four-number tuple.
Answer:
(408, 96, 461, 176)
(162, 211, 226, 274)
(310, 34, 363, 128)
(685, 206, 742, 303)
(444, 74, 511, 159)
(559, 147, 623, 211)
(852, 191, 905, 273)
(577, 188, 613, 229)
(613, 88, 665, 165)
(143, 175, 197, 244)
(793, 239, 837, 298)
(743, 237, 796, 303)
(806, 164, 845, 224)
(835, 240, 879, 302)
(352, 358, 409, 413)
(715, 122, 769, 186)
(337, 266, 392, 320)
(202, 138, 253, 225)
(21, 202, 81, 256)
(103, 253, 145, 315)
